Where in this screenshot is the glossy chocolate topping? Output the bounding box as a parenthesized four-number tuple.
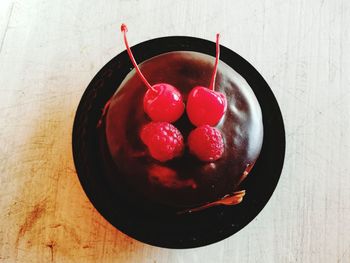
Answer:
(101, 51, 263, 209)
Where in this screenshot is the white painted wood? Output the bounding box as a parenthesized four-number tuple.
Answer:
(0, 0, 349, 262)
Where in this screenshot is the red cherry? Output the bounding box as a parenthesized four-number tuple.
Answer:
(140, 122, 184, 162)
(188, 125, 224, 162)
(143, 83, 184, 123)
(121, 24, 184, 123)
(186, 33, 227, 127)
(187, 86, 227, 126)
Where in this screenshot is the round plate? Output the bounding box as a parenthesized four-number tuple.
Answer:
(72, 36, 285, 248)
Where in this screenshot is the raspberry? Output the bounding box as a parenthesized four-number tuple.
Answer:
(140, 122, 184, 162)
(188, 125, 224, 161)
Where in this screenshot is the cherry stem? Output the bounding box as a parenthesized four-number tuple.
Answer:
(209, 33, 220, 91)
(120, 24, 156, 92)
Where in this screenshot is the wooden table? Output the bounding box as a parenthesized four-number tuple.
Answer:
(1, 0, 349, 262)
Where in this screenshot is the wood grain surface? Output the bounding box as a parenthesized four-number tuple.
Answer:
(0, 0, 349, 262)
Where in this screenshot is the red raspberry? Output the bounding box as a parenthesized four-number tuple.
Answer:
(140, 122, 184, 162)
(188, 125, 224, 162)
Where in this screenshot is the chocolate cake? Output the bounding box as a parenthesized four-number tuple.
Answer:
(98, 51, 263, 212)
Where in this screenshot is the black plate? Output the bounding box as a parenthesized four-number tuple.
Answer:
(72, 36, 285, 248)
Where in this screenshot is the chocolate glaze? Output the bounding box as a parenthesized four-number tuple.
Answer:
(100, 51, 263, 210)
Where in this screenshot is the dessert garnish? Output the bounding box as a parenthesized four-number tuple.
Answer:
(186, 34, 227, 127)
(188, 125, 224, 161)
(121, 24, 227, 162)
(121, 24, 185, 123)
(140, 122, 184, 162)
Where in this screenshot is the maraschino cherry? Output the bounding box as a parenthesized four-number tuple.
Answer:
(186, 34, 227, 127)
(121, 24, 184, 123)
